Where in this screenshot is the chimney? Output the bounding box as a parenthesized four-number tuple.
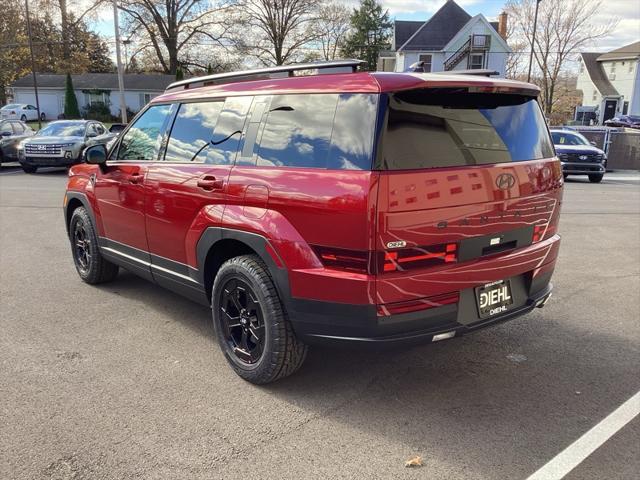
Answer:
(498, 12, 508, 39)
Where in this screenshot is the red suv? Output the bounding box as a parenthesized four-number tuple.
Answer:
(64, 61, 562, 384)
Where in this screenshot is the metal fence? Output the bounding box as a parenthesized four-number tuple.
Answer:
(554, 127, 640, 171)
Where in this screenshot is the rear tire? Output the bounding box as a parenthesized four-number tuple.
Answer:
(20, 114, 27, 122)
(21, 164, 37, 173)
(69, 206, 119, 284)
(589, 174, 603, 183)
(40, 112, 46, 121)
(212, 255, 307, 384)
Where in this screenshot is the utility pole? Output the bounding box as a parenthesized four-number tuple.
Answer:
(24, 0, 42, 129)
(112, 0, 127, 124)
(527, 0, 542, 83)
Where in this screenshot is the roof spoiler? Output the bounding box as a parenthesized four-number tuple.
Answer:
(405, 62, 499, 77)
(165, 60, 365, 92)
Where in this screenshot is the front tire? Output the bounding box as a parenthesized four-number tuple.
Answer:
(69, 206, 119, 284)
(212, 255, 307, 384)
(589, 173, 604, 183)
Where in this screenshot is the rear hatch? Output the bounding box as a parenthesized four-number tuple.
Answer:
(375, 87, 562, 310)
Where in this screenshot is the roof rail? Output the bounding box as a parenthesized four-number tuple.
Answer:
(165, 59, 365, 92)
(405, 62, 500, 77)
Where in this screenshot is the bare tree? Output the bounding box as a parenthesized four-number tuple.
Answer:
(240, 0, 319, 66)
(118, 0, 236, 74)
(505, 0, 617, 115)
(314, 2, 351, 61)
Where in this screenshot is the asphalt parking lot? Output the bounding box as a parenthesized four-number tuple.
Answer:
(1, 165, 638, 480)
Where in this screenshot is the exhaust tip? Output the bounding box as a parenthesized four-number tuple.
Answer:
(432, 331, 456, 342)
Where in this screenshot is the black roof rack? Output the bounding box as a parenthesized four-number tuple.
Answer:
(165, 59, 365, 92)
(405, 61, 499, 77)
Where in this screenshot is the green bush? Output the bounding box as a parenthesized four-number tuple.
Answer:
(83, 101, 112, 122)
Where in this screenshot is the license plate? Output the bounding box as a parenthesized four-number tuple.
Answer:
(475, 280, 513, 319)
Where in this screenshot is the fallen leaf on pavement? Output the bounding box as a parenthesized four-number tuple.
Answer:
(405, 455, 423, 467)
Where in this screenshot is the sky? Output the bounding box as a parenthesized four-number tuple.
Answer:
(92, 0, 639, 57)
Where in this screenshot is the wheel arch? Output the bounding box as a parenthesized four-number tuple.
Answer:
(197, 228, 291, 309)
(64, 192, 96, 236)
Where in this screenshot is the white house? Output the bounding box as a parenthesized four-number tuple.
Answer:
(577, 41, 640, 124)
(378, 0, 512, 77)
(8, 73, 175, 120)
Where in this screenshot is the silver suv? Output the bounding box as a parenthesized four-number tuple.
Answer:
(19, 120, 115, 173)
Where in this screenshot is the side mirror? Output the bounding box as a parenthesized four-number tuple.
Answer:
(84, 144, 107, 166)
(590, 141, 597, 146)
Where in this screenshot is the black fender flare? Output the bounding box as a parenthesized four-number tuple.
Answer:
(196, 227, 292, 312)
(64, 191, 96, 236)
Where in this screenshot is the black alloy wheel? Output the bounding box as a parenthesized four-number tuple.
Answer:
(73, 220, 92, 275)
(219, 278, 265, 364)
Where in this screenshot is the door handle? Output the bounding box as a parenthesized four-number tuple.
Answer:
(128, 173, 142, 184)
(197, 176, 224, 191)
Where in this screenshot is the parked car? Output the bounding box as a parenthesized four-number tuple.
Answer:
(0, 120, 34, 164)
(604, 115, 640, 129)
(63, 62, 562, 384)
(0, 103, 45, 122)
(551, 128, 607, 183)
(19, 120, 115, 173)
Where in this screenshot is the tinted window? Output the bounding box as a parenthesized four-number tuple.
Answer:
(95, 123, 105, 135)
(210, 96, 252, 165)
(327, 94, 377, 170)
(551, 131, 588, 146)
(165, 101, 224, 163)
(117, 104, 171, 161)
(257, 94, 338, 168)
(0, 122, 12, 135)
(380, 90, 554, 170)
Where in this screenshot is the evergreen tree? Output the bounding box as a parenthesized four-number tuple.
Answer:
(64, 73, 80, 118)
(341, 0, 392, 71)
(175, 67, 184, 81)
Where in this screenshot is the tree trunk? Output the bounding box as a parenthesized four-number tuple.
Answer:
(59, 0, 70, 61)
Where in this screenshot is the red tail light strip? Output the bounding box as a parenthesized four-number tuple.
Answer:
(532, 223, 547, 243)
(381, 242, 458, 273)
(377, 291, 460, 316)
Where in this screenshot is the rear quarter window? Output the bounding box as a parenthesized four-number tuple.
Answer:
(379, 90, 554, 170)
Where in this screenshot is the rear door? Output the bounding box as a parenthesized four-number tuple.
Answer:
(94, 104, 173, 277)
(144, 96, 252, 279)
(375, 88, 562, 305)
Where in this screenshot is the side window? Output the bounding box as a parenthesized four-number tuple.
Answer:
(164, 101, 224, 163)
(209, 96, 253, 165)
(12, 122, 25, 134)
(237, 97, 270, 165)
(116, 104, 172, 161)
(95, 124, 105, 135)
(0, 122, 12, 135)
(86, 124, 98, 137)
(257, 94, 338, 168)
(327, 94, 377, 170)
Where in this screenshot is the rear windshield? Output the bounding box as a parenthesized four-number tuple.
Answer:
(378, 90, 554, 170)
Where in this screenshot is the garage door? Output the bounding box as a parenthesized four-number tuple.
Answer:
(15, 92, 62, 120)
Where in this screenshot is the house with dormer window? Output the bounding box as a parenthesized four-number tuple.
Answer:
(378, 0, 512, 77)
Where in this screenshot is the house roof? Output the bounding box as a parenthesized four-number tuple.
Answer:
(11, 73, 175, 91)
(399, 0, 472, 51)
(581, 52, 619, 96)
(394, 21, 425, 50)
(597, 41, 640, 61)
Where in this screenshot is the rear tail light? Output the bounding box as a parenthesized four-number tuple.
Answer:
(312, 246, 371, 274)
(377, 291, 459, 316)
(532, 224, 546, 243)
(380, 242, 458, 273)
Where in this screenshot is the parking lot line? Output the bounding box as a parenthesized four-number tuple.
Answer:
(526, 390, 640, 480)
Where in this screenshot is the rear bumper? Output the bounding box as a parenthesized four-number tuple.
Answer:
(561, 162, 605, 174)
(289, 262, 556, 348)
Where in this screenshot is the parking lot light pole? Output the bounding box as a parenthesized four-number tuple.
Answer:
(112, 0, 127, 124)
(24, 0, 42, 129)
(527, 0, 542, 84)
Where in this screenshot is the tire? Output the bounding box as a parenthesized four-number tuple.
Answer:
(69, 206, 119, 284)
(21, 164, 37, 173)
(20, 114, 27, 122)
(563, 173, 568, 180)
(212, 255, 307, 384)
(40, 112, 46, 121)
(589, 174, 604, 183)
